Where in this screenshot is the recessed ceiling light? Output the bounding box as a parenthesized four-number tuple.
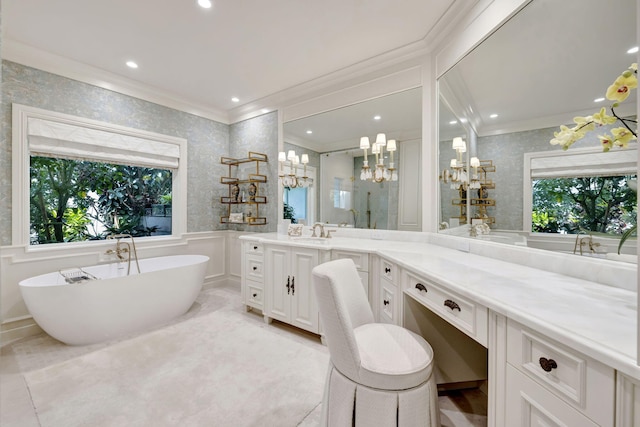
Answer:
(449, 120, 458, 125)
(261, 109, 269, 114)
(306, 130, 313, 134)
(231, 97, 239, 103)
(489, 113, 498, 119)
(198, 0, 212, 8)
(126, 61, 138, 69)
(460, 118, 468, 123)
(373, 115, 381, 120)
(627, 46, 639, 54)
(594, 97, 605, 103)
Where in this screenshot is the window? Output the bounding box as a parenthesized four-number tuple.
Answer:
(524, 147, 637, 236)
(30, 157, 172, 244)
(332, 177, 351, 210)
(13, 104, 187, 246)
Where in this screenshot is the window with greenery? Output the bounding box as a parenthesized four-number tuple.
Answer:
(531, 175, 636, 235)
(30, 156, 172, 245)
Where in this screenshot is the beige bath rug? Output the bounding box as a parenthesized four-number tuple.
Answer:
(24, 309, 328, 427)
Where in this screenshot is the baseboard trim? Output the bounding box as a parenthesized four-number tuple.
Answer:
(1, 318, 43, 347)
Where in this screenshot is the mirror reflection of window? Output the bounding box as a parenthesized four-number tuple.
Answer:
(332, 177, 352, 210)
(531, 175, 637, 235)
(284, 186, 309, 225)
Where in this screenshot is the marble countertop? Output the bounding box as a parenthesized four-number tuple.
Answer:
(240, 233, 639, 380)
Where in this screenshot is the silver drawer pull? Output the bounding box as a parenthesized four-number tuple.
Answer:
(539, 357, 558, 372)
(444, 299, 461, 311)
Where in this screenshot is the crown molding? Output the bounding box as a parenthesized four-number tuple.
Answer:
(3, 40, 230, 124)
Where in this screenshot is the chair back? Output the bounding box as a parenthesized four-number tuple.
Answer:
(312, 259, 374, 380)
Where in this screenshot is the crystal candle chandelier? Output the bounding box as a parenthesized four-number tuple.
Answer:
(359, 133, 397, 182)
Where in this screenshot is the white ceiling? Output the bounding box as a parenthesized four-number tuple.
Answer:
(2, 0, 457, 121)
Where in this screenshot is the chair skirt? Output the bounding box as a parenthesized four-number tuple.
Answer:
(319, 362, 440, 427)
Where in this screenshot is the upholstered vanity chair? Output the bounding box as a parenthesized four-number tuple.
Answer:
(312, 259, 440, 427)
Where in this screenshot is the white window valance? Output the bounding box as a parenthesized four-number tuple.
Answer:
(28, 117, 181, 169)
(530, 148, 637, 179)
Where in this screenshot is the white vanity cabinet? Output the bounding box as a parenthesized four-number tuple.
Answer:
(330, 249, 369, 297)
(241, 240, 265, 311)
(403, 269, 488, 347)
(504, 319, 615, 427)
(371, 255, 400, 325)
(264, 244, 329, 334)
(616, 374, 640, 427)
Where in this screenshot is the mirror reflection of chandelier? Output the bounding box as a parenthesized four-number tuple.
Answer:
(447, 137, 481, 190)
(359, 133, 398, 182)
(278, 150, 310, 188)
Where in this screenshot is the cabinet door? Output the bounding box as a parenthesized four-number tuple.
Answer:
(290, 247, 320, 333)
(505, 364, 598, 427)
(265, 246, 290, 324)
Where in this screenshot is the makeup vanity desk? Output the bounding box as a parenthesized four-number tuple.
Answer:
(239, 231, 638, 427)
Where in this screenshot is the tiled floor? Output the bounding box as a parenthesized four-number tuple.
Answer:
(1, 283, 487, 426)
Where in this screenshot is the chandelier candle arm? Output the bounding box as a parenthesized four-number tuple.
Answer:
(278, 149, 310, 188)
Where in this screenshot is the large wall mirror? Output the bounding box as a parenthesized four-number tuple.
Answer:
(283, 87, 422, 230)
(438, 0, 638, 259)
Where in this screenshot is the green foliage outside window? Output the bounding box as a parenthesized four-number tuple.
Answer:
(283, 202, 297, 224)
(30, 156, 172, 244)
(531, 175, 636, 235)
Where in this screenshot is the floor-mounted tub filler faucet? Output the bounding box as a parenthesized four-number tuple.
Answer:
(105, 234, 141, 275)
(573, 233, 601, 256)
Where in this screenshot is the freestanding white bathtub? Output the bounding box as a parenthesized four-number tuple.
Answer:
(19, 255, 209, 345)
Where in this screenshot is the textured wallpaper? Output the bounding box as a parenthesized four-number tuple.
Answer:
(1, 60, 232, 245)
(228, 112, 279, 233)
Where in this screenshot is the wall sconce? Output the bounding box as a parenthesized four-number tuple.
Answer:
(451, 136, 466, 166)
(359, 133, 398, 182)
(278, 149, 310, 188)
(469, 156, 481, 189)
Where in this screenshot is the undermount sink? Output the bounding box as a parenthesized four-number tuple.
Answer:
(288, 236, 330, 244)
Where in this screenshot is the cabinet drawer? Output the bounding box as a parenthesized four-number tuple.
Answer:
(245, 254, 264, 280)
(245, 241, 263, 255)
(380, 259, 396, 282)
(404, 272, 488, 346)
(378, 278, 397, 324)
(507, 320, 614, 427)
(506, 364, 599, 427)
(245, 280, 264, 309)
(331, 250, 369, 272)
